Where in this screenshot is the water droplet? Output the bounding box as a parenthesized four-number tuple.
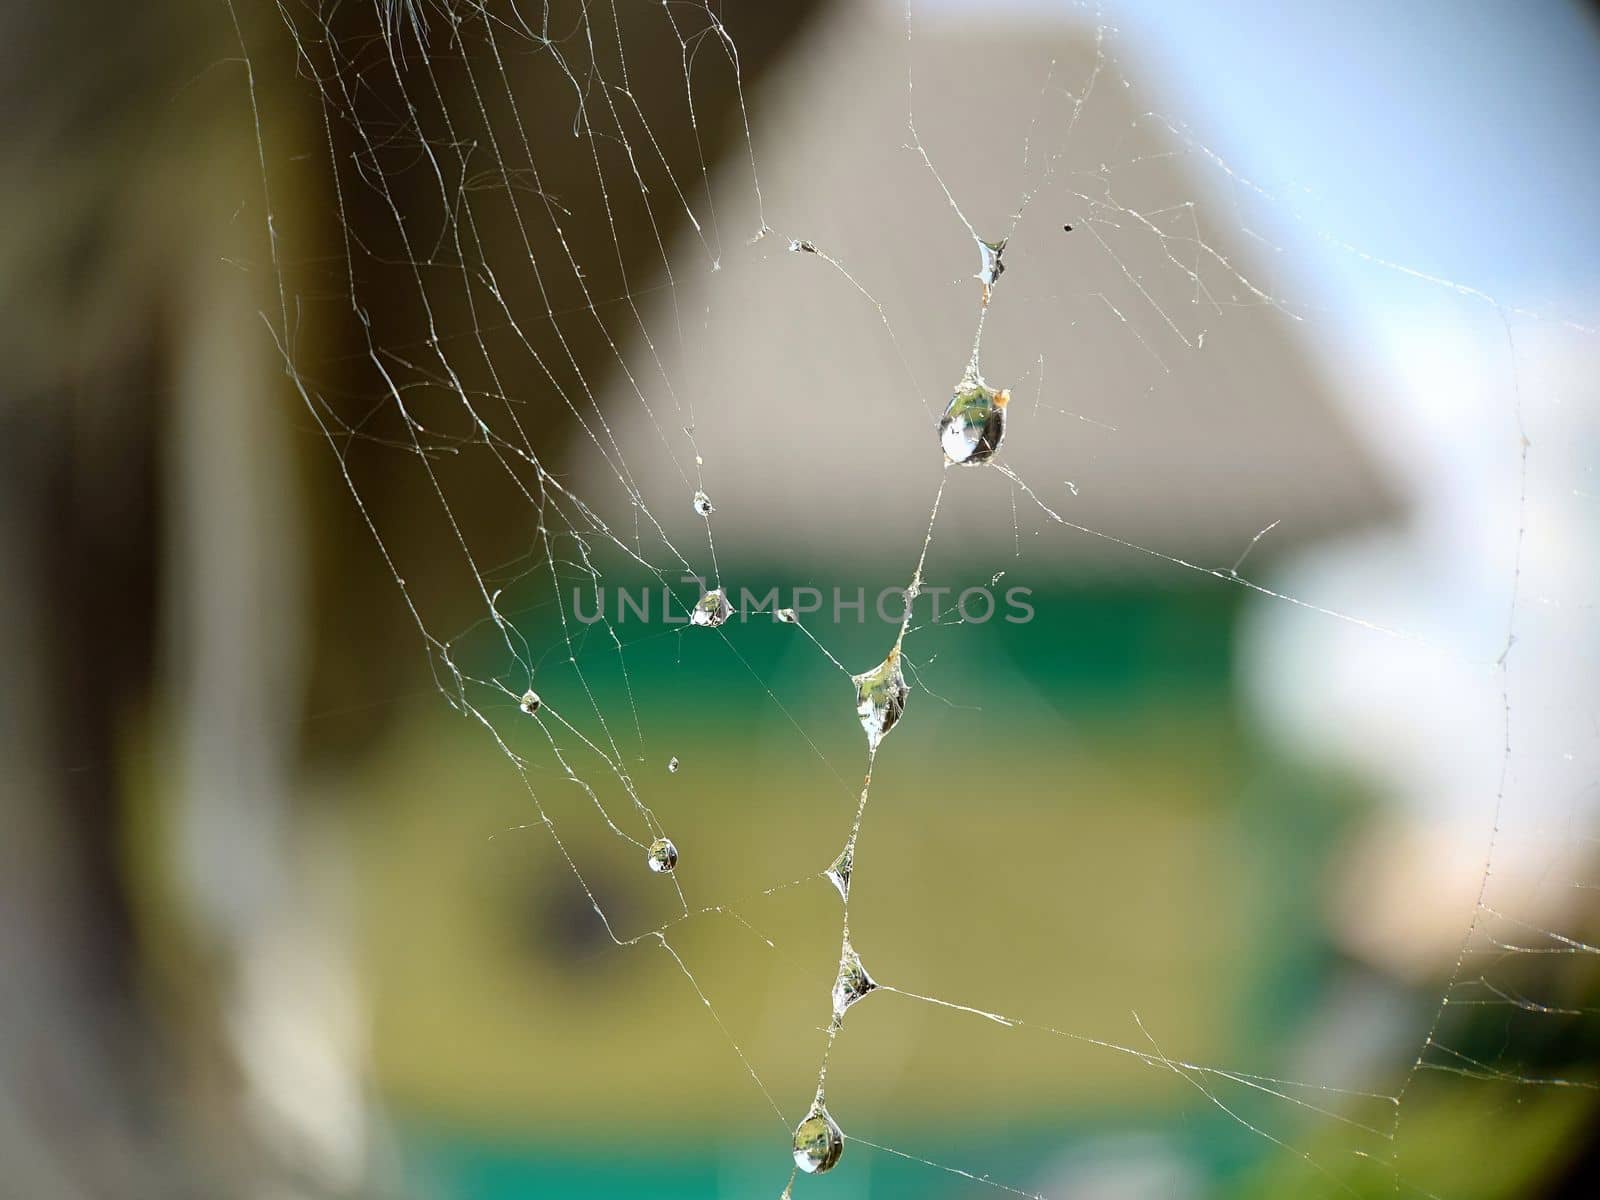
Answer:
(792, 1103, 843, 1175)
(689, 587, 732, 628)
(646, 837, 678, 873)
(667, 755, 680, 774)
(518, 689, 542, 714)
(976, 236, 1007, 288)
(788, 238, 817, 254)
(852, 647, 908, 750)
(775, 607, 798, 624)
(831, 942, 877, 1020)
(824, 846, 852, 900)
(941, 378, 1009, 465)
(692, 490, 715, 516)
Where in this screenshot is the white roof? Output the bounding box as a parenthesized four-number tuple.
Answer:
(575, 1, 1398, 576)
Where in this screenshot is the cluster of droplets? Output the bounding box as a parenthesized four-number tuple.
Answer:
(505, 223, 1021, 1187)
(513, 225, 1017, 1189)
(777, 644, 916, 1177)
(508, 224, 1018, 1187)
(777, 227, 1023, 1191)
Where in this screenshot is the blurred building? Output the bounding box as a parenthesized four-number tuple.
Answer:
(2, 2, 1595, 1199)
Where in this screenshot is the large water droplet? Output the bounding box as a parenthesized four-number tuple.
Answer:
(646, 837, 678, 873)
(792, 1103, 843, 1175)
(667, 755, 680, 774)
(774, 607, 798, 624)
(692, 490, 715, 516)
(689, 587, 732, 628)
(852, 648, 908, 750)
(518, 689, 542, 714)
(940, 378, 1009, 465)
(831, 942, 877, 1020)
(824, 846, 852, 901)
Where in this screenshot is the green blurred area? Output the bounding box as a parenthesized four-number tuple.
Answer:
(290, 575, 1595, 1197)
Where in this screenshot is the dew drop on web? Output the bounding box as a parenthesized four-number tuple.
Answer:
(791, 1103, 843, 1175)
(692, 490, 715, 516)
(689, 587, 732, 628)
(774, 607, 798, 624)
(824, 845, 852, 901)
(831, 941, 877, 1020)
(976, 236, 1006, 290)
(518, 689, 541, 714)
(852, 647, 908, 750)
(940, 373, 1010, 465)
(646, 837, 678, 874)
(667, 755, 680, 774)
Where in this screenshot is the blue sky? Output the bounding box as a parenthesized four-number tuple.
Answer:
(932, 0, 1600, 313)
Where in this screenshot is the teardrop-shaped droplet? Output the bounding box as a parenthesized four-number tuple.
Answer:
(518, 689, 542, 714)
(976, 236, 1007, 288)
(852, 647, 908, 750)
(792, 1103, 844, 1175)
(692, 490, 715, 516)
(775, 607, 798, 624)
(831, 941, 877, 1020)
(824, 846, 852, 901)
(646, 837, 678, 873)
(689, 587, 732, 628)
(667, 755, 680, 774)
(940, 378, 1009, 465)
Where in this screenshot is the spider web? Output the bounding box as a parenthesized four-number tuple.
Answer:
(231, 1, 1598, 1196)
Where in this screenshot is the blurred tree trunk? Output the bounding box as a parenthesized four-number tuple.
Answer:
(0, 2, 829, 1195)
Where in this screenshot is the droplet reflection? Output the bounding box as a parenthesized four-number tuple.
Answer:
(646, 837, 678, 874)
(852, 647, 908, 750)
(831, 942, 877, 1021)
(689, 588, 732, 628)
(940, 377, 1009, 465)
(792, 1103, 844, 1175)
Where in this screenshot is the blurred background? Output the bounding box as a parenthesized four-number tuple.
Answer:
(2, 1, 1596, 1198)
